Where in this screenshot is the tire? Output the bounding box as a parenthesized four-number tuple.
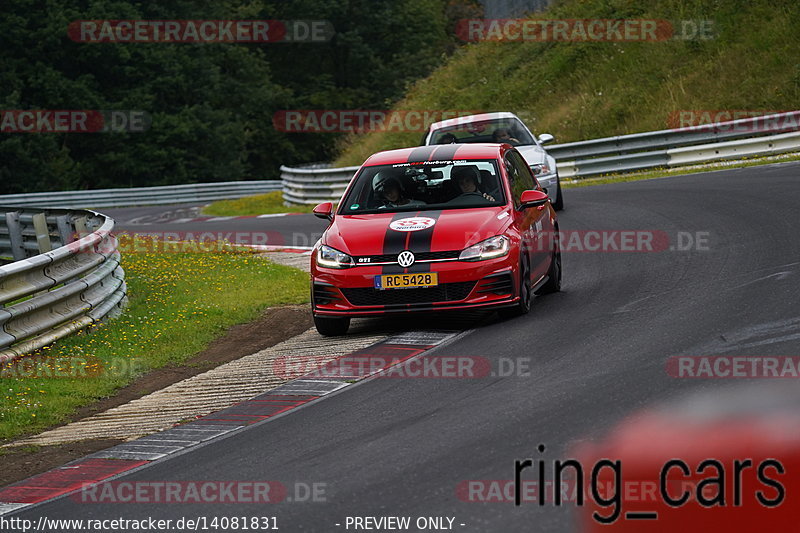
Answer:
(314, 315, 350, 336)
(552, 177, 564, 211)
(535, 233, 562, 295)
(498, 257, 532, 319)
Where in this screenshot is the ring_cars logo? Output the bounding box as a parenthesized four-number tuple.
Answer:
(389, 217, 436, 232)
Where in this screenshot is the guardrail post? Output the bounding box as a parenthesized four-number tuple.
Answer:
(4, 211, 27, 261)
(74, 216, 89, 239)
(32, 212, 53, 254)
(55, 214, 74, 248)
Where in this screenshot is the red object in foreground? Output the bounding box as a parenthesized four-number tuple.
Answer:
(574, 383, 800, 532)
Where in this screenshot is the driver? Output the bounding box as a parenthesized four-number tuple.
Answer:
(438, 133, 458, 144)
(374, 172, 426, 208)
(452, 166, 495, 202)
(492, 128, 520, 144)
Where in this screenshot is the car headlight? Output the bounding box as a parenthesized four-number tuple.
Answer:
(459, 235, 510, 261)
(530, 163, 552, 176)
(316, 245, 353, 269)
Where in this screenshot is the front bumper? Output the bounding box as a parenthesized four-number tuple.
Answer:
(312, 256, 519, 317)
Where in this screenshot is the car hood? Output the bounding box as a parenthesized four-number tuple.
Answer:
(323, 207, 512, 256)
(515, 144, 547, 166)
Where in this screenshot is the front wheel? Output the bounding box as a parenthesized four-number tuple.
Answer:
(535, 238, 561, 295)
(314, 315, 350, 336)
(498, 259, 531, 319)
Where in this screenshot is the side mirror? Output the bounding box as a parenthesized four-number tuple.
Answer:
(520, 190, 550, 210)
(313, 202, 333, 221)
(538, 133, 555, 145)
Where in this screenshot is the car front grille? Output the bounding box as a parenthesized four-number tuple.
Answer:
(353, 250, 461, 264)
(341, 281, 476, 307)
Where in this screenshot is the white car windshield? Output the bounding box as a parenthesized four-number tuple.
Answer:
(429, 118, 535, 146)
(339, 160, 505, 215)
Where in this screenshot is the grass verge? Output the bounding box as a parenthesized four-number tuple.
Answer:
(0, 241, 309, 442)
(202, 191, 315, 216)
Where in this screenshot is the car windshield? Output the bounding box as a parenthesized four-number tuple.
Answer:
(429, 117, 535, 146)
(338, 160, 505, 215)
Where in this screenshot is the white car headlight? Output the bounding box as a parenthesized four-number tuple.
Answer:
(530, 163, 552, 176)
(459, 235, 510, 261)
(316, 245, 353, 268)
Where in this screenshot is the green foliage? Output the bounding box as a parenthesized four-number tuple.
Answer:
(335, 0, 800, 166)
(0, 0, 469, 193)
(202, 191, 316, 216)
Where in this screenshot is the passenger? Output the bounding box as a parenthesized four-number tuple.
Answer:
(438, 133, 458, 144)
(452, 167, 496, 202)
(374, 174, 426, 208)
(492, 128, 520, 144)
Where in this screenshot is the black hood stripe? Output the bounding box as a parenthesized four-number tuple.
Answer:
(381, 210, 442, 275)
(430, 144, 462, 161)
(406, 146, 435, 164)
(381, 212, 413, 274)
(406, 144, 462, 165)
(405, 210, 441, 273)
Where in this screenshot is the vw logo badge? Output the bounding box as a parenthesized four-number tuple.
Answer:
(397, 250, 415, 268)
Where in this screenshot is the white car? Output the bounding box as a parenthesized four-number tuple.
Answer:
(422, 112, 563, 210)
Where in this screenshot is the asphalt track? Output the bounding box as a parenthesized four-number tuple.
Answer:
(106, 204, 329, 248)
(13, 162, 800, 531)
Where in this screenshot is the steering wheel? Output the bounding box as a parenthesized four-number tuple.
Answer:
(448, 192, 486, 206)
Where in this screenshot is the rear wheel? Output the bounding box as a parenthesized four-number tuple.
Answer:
(552, 177, 564, 211)
(535, 234, 562, 295)
(498, 258, 531, 319)
(313, 315, 350, 336)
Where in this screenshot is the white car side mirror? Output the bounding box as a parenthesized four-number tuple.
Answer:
(538, 133, 555, 145)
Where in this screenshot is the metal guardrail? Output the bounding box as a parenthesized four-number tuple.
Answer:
(6, 114, 797, 210)
(280, 164, 359, 205)
(0, 181, 282, 209)
(279, 111, 800, 202)
(548, 111, 800, 178)
(0, 207, 126, 362)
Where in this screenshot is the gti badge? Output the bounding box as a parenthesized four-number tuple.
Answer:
(397, 250, 415, 268)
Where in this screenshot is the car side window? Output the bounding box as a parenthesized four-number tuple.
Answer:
(505, 151, 535, 208)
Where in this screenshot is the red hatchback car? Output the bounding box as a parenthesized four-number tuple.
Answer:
(310, 143, 561, 336)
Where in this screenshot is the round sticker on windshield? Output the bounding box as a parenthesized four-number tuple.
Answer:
(389, 217, 436, 232)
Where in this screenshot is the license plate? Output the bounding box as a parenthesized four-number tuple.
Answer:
(374, 272, 438, 290)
